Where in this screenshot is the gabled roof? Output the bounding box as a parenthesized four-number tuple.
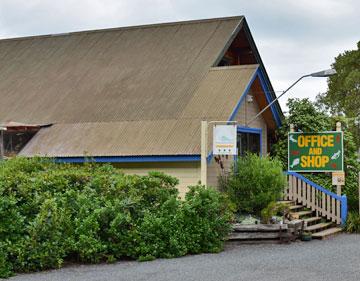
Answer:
(0, 16, 244, 124)
(0, 16, 282, 159)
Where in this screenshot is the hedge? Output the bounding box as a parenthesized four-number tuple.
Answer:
(0, 157, 232, 278)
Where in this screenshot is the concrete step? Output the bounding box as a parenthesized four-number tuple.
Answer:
(291, 210, 313, 219)
(305, 222, 333, 232)
(289, 205, 304, 211)
(303, 216, 322, 225)
(312, 227, 343, 239)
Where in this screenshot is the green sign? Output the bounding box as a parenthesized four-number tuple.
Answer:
(288, 131, 343, 172)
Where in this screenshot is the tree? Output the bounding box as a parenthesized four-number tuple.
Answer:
(271, 98, 331, 169)
(316, 41, 360, 145)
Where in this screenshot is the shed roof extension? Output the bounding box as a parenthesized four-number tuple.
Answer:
(20, 65, 258, 157)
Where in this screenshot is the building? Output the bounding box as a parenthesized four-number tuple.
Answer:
(0, 16, 282, 195)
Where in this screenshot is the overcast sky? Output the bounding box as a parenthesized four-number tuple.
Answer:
(0, 0, 359, 111)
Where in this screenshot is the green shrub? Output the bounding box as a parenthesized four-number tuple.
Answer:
(182, 186, 233, 253)
(260, 202, 289, 224)
(0, 157, 231, 278)
(221, 154, 286, 216)
(345, 212, 360, 233)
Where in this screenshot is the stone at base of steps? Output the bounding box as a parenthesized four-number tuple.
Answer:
(312, 227, 343, 239)
(228, 224, 291, 243)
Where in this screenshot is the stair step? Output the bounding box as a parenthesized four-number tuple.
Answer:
(305, 222, 333, 232)
(312, 227, 342, 239)
(278, 200, 295, 205)
(289, 205, 304, 210)
(291, 210, 313, 219)
(303, 217, 322, 225)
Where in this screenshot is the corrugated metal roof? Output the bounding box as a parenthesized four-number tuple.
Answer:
(0, 16, 243, 125)
(19, 119, 201, 157)
(20, 66, 257, 157)
(0, 16, 271, 157)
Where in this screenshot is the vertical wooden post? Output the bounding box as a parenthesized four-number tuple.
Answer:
(290, 124, 295, 133)
(287, 124, 295, 201)
(335, 121, 342, 224)
(201, 121, 208, 186)
(0, 129, 4, 160)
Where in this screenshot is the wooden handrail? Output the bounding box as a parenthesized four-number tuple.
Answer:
(285, 171, 347, 225)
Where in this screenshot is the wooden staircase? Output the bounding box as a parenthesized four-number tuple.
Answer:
(281, 200, 343, 239)
(283, 172, 347, 240)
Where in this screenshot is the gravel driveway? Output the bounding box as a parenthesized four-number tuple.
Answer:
(9, 234, 360, 281)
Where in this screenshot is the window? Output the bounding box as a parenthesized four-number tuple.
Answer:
(3, 130, 38, 157)
(237, 129, 261, 156)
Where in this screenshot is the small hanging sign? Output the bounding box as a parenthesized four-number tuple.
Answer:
(332, 171, 345, 185)
(213, 125, 237, 155)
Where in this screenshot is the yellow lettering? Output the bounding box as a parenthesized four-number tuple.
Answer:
(328, 135, 334, 147)
(298, 136, 304, 147)
(322, 156, 329, 167)
(301, 156, 307, 167)
(320, 135, 327, 146)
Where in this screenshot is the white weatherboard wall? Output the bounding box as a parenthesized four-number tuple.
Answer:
(114, 162, 200, 197)
(207, 90, 267, 188)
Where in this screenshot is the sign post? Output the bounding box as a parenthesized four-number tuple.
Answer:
(335, 122, 342, 220)
(288, 123, 345, 224)
(200, 121, 237, 187)
(0, 127, 6, 160)
(201, 121, 208, 186)
(288, 131, 343, 172)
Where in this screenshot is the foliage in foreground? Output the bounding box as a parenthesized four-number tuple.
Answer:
(219, 154, 286, 216)
(0, 157, 232, 278)
(345, 212, 360, 233)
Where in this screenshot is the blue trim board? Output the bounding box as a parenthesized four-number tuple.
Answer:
(228, 67, 282, 127)
(286, 171, 348, 225)
(228, 67, 259, 122)
(257, 69, 282, 127)
(56, 155, 201, 163)
(237, 126, 261, 134)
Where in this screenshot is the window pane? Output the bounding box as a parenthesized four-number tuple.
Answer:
(237, 132, 260, 156)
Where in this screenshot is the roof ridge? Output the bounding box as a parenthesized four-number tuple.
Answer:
(209, 64, 259, 71)
(0, 15, 244, 43)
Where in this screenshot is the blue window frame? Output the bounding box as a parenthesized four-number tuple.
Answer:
(237, 126, 262, 156)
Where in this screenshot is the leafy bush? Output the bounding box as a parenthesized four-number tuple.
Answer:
(345, 212, 360, 233)
(220, 154, 286, 216)
(260, 202, 289, 224)
(182, 186, 233, 254)
(0, 157, 231, 278)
